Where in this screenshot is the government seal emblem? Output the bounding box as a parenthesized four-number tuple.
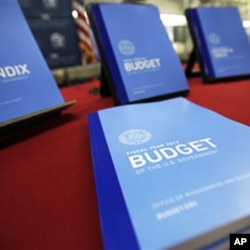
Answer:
(118, 129, 152, 145)
(118, 40, 135, 56)
(208, 33, 221, 45)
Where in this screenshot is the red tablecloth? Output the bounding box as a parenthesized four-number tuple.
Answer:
(0, 77, 249, 250)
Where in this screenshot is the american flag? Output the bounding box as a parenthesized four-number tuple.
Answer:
(72, 0, 97, 64)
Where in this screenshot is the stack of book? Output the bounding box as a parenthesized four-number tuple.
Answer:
(88, 97, 250, 249)
(186, 6, 250, 82)
(88, 3, 189, 105)
(0, 0, 75, 130)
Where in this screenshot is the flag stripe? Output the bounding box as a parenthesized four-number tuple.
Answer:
(73, 1, 96, 64)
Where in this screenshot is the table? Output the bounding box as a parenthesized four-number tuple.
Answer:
(1, 77, 249, 250)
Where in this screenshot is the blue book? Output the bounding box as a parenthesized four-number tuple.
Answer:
(186, 6, 250, 82)
(88, 97, 250, 249)
(27, 18, 82, 69)
(89, 3, 189, 105)
(0, 0, 75, 127)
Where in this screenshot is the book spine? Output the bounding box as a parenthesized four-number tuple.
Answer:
(91, 5, 128, 104)
(88, 113, 140, 249)
(188, 9, 215, 81)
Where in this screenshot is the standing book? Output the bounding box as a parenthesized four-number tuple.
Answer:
(186, 6, 250, 82)
(88, 97, 250, 249)
(0, 0, 75, 130)
(19, 0, 82, 69)
(88, 3, 189, 105)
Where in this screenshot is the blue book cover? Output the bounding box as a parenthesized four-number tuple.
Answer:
(187, 6, 250, 81)
(27, 18, 82, 69)
(88, 98, 250, 249)
(90, 3, 189, 105)
(0, 0, 67, 124)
